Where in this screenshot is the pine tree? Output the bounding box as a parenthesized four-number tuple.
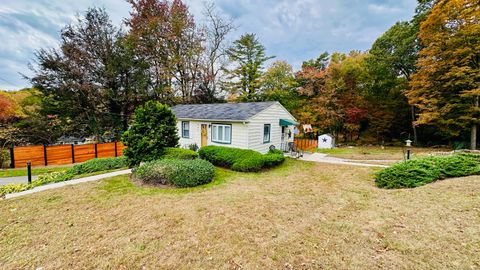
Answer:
(224, 33, 274, 101)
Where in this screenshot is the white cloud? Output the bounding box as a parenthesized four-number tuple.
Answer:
(368, 3, 402, 14)
(0, 0, 417, 90)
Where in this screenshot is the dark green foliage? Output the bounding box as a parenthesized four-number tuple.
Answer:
(224, 33, 274, 101)
(122, 101, 179, 166)
(231, 155, 265, 172)
(162, 148, 199, 160)
(375, 154, 480, 189)
(69, 156, 128, 175)
(198, 146, 285, 172)
(134, 159, 215, 188)
(263, 151, 286, 168)
(31, 8, 150, 139)
(268, 149, 284, 155)
(0, 156, 127, 197)
(0, 149, 9, 169)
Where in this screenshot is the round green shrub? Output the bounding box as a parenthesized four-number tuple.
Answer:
(134, 159, 215, 188)
(162, 148, 199, 160)
(263, 152, 285, 168)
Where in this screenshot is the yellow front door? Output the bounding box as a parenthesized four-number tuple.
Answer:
(201, 124, 208, 147)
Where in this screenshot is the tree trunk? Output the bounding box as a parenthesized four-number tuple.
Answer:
(411, 105, 418, 145)
(472, 96, 479, 150)
(471, 124, 477, 150)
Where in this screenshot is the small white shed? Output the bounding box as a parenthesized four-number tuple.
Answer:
(318, 134, 335, 149)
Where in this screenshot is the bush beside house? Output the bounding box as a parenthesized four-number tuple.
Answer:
(122, 101, 179, 167)
(198, 146, 285, 172)
(375, 153, 480, 189)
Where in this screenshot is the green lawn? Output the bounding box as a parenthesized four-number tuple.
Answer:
(0, 165, 74, 178)
(1, 159, 479, 269)
(317, 146, 452, 160)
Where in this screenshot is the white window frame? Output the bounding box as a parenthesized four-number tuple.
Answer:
(211, 124, 232, 144)
(263, 124, 271, 143)
(182, 121, 190, 138)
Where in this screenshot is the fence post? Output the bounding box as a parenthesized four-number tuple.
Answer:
(9, 146, 14, 168)
(114, 141, 118, 157)
(71, 144, 75, 164)
(43, 144, 48, 166)
(94, 143, 98, 158)
(27, 161, 32, 184)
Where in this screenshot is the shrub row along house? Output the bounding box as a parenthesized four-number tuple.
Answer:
(172, 102, 298, 153)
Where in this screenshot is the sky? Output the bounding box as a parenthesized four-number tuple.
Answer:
(0, 0, 418, 90)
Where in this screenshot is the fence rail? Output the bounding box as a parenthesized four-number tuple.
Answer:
(294, 138, 318, 151)
(9, 142, 126, 168)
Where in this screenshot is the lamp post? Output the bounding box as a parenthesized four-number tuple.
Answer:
(405, 139, 412, 160)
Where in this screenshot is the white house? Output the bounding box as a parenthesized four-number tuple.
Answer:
(172, 101, 298, 153)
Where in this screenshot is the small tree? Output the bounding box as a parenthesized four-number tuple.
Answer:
(122, 101, 179, 166)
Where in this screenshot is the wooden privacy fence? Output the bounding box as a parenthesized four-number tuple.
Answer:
(294, 138, 318, 151)
(9, 142, 126, 168)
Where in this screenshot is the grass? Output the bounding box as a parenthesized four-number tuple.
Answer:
(1, 159, 479, 269)
(0, 164, 74, 178)
(317, 146, 452, 161)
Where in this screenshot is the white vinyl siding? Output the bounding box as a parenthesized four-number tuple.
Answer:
(247, 103, 296, 153)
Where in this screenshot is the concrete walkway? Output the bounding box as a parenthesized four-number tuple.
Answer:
(4, 169, 132, 199)
(300, 153, 389, 168)
(0, 175, 39, 186)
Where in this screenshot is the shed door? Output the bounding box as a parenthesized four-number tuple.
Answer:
(201, 124, 208, 147)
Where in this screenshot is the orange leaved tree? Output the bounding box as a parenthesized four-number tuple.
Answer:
(408, 0, 480, 149)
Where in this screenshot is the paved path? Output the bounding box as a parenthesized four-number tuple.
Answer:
(4, 169, 132, 199)
(0, 175, 39, 186)
(300, 153, 389, 168)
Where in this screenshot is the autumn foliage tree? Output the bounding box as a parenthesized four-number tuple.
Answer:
(0, 92, 17, 123)
(261, 60, 299, 111)
(408, 0, 480, 149)
(127, 0, 203, 103)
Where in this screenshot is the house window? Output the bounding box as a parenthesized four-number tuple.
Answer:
(263, 124, 271, 143)
(211, 124, 231, 144)
(182, 121, 190, 138)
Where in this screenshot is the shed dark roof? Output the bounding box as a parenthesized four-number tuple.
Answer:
(172, 101, 278, 121)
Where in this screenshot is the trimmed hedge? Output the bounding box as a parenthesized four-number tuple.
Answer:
(162, 147, 199, 160)
(375, 153, 480, 189)
(0, 157, 128, 197)
(69, 156, 128, 175)
(134, 159, 215, 188)
(198, 146, 285, 172)
(263, 151, 286, 168)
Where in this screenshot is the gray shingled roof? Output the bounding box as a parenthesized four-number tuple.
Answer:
(172, 101, 278, 121)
